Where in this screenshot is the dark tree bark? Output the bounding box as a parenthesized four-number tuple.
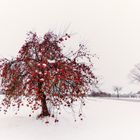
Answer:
(37, 82, 50, 118)
(40, 93, 50, 117)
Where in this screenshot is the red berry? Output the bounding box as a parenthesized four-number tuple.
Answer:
(55, 119, 59, 123)
(45, 121, 49, 124)
(59, 38, 63, 42)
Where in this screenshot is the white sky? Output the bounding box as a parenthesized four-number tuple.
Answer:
(0, 0, 140, 93)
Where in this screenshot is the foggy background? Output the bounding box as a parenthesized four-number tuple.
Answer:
(0, 0, 140, 93)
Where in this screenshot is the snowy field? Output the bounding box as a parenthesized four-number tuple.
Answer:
(0, 97, 140, 140)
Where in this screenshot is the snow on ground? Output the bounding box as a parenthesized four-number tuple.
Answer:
(0, 97, 140, 140)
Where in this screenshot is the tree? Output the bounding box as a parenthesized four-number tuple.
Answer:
(0, 32, 97, 121)
(113, 86, 122, 98)
(130, 63, 140, 83)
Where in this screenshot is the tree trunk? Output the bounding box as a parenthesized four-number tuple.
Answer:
(41, 94, 50, 117)
(37, 82, 50, 118)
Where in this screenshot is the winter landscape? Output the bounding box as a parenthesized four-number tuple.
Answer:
(1, 0, 140, 140)
(1, 97, 140, 140)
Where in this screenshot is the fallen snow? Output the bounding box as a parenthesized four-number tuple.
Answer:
(48, 59, 56, 63)
(26, 79, 30, 82)
(42, 63, 47, 68)
(0, 97, 140, 140)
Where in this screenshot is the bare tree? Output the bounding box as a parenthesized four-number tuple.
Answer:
(130, 63, 140, 83)
(113, 86, 122, 98)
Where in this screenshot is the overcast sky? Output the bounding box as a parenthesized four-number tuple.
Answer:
(0, 0, 140, 93)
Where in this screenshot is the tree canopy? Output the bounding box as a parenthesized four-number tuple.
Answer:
(0, 32, 97, 122)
